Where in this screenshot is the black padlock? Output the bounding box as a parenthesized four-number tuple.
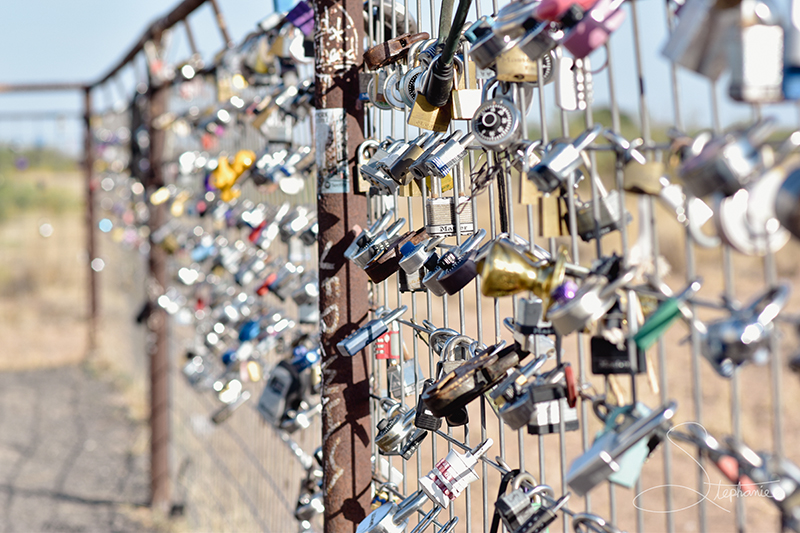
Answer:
(591, 308, 646, 375)
(414, 379, 443, 431)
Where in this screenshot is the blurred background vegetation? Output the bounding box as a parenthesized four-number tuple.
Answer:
(0, 144, 79, 222)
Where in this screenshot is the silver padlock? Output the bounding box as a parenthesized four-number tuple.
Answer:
(419, 439, 493, 508)
(566, 400, 676, 496)
(573, 179, 632, 242)
(337, 306, 408, 357)
(355, 490, 430, 533)
(728, 0, 784, 103)
(528, 125, 603, 193)
(472, 79, 522, 151)
(424, 169, 474, 237)
(679, 118, 775, 198)
(350, 218, 407, 269)
(374, 398, 428, 459)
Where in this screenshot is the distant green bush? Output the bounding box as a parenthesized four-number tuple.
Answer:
(0, 176, 80, 222)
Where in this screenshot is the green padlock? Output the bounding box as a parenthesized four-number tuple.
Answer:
(633, 280, 702, 351)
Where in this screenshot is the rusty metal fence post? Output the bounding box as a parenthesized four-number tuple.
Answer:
(313, 0, 373, 528)
(83, 87, 98, 353)
(146, 75, 172, 514)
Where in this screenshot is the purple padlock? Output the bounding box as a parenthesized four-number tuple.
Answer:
(286, 1, 315, 37)
(561, 0, 626, 59)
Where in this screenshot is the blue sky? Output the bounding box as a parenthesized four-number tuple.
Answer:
(1, 0, 797, 154)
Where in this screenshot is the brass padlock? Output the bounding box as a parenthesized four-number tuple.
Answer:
(496, 46, 555, 83)
(538, 192, 567, 237)
(408, 93, 452, 132)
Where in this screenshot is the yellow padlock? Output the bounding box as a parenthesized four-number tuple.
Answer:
(212, 150, 257, 202)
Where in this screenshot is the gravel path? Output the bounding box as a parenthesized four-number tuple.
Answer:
(0, 365, 154, 533)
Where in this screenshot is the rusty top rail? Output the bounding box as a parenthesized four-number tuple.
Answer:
(90, 0, 213, 88)
(0, 82, 87, 94)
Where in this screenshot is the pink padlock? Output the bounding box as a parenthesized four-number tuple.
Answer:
(561, 0, 626, 59)
(534, 0, 598, 22)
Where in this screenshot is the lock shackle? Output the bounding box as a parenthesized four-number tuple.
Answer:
(385, 217, 408, 240)
(393, 490, 430, 524)
(741, 283, 789, 329)
(597, 266, 636, 301)
(438, 517, 459, 533)
(379, 396, 402, 414)
(572, 513, 623, 533)
(376, 305, 409, 326)
(685, 193, 722, 249)
(521, 139, 544, 174)
(458, 227, 487, 255)
(409, 505, 441, 533)
(441, 334, 474, 361)
(511, 471, 539, 491)
(602, 129, 646, 165)
(369, 209, 397, 237)
(722, 437, 763, 473)
(429, 328, 462, 355)
(481, 77, 502, 102)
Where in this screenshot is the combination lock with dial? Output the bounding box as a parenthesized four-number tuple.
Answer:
(471, 97, 522, 151)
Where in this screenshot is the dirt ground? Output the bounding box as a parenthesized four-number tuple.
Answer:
(0, 170, 158, 532)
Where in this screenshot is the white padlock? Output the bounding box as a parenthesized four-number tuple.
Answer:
(418, 438, 492, 507)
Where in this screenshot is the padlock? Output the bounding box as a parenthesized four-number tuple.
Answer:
(472, 79, 523, 152)
(501, 482, 570, 533)
(728, 0, 783, 103)
(591, 308, 647, 375)
(528, 125, 603, 193)
(374, 319, 401, 360)
(364, 32, 431, 69)
(498, 362, 575, 430)
(183, 352, 212, 388)
(571, 513, 625, 533)
(398, 236, 444, 274)
(528, 396, 580, 435)
(337, 306, 408, 357)
(714, 159, 792, 256)
(573, 184, 632, 242)
(516, 18, 560, 65)
(347, 217, 406, 268)
(388, 360, 426, 398)
(355, 490, 430, 533)
(211, 150, 257, 202)
(211, 390, 252, 424)
(555, 55, 593, 112)
(490, 354, 548, 423)
(679, 118, 775, 198)
(423, 342, 520, 418)
(566, 400, 676, 496)
(345, 209, 395, 262)
(469, 1, 539, 68)
(419, 439, 493, 508)
(561, 0, 626, 59)
(416, 131, 475, 182)
(414, 379, 443, 431)
(423, 169, 474, 237)
(407, 92, 452, 131)
(423, 229, 486, 295)
(494, 473, 543, 533)
(633, 279, 703, 351)
(451, 56, 483, 119)
(436, 230, 488, 295)
(661, 0, 739, 80)
(256, 359, 304, 428)
(389, 132, 446, 185)
(365, 227, 429, 283)
(497, 46, 556, 84)
(374, 398, 428, 459)
(700, 284, 789, 377)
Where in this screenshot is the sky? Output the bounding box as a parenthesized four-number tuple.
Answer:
(0, 0, 798, 155)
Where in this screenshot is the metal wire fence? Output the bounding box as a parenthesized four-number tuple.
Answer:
(80, 0, 800, 530)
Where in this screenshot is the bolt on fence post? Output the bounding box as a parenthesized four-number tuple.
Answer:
(83, 86, 98, 353)
(145, 57, 172, 514)
(312, 0, 372, 529)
